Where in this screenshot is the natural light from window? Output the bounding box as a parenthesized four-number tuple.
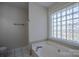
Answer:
(51, 3, 79, 41)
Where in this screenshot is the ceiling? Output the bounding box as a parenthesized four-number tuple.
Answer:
(0, 2, 55, 8)
(0, 2, 28, 8)
(36, 2, 56, 8)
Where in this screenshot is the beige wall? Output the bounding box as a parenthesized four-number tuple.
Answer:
(0, 4, 28, 48)
(29, 2, 47, 43)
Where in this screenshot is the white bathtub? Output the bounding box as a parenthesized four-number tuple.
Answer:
(32, 40, 79, 57)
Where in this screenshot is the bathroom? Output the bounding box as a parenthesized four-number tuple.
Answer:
(0, 2, 79, 57)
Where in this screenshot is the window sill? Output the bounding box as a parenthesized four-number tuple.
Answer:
(49, 38, 79, 50)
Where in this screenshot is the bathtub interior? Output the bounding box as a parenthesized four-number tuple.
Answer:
(32, 40, 79, 57)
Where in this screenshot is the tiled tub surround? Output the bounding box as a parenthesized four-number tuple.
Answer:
(7, 46, 31, 57)
(32, 40, 79, 57)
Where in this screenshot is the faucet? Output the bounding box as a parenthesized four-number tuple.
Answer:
(57, 49, 61, 53)
(36, 46, 42, 51)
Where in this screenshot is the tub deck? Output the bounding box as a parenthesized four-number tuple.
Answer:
(32, 40, 79, 57)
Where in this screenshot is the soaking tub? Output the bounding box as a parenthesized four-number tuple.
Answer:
(32, 40, 79, 57)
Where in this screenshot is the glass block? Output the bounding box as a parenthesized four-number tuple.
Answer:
(62, 9, 66, 16)
(54, 32, 56, 38)
(62, 16, 66, 21)
(53, 19, 56, 22)
(73, 13, 79, 18)
(58, 32, 61, 38)
(67, 32, 72, 40)
(57, 12, 61, 17)
(73, 18, 79, 24)
(62, 33, 66, 39)
(74, 32, 79, 40)
(67, 14, 72, 20)
(67, 20, 72, 25)
(54, 22, 56, 26)
(62, 25, 66, 30)
(67, 8, 72, 14)
(58, 26, 61, 30)
(62, 21, 66, 25)
(73, 6, 79, 13)
(58, 22, 61, 25)
(53, 14, 56, 19)
(57, 17, 61, 21)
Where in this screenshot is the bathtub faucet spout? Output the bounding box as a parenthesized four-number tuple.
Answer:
(36, 46, 42, 51)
